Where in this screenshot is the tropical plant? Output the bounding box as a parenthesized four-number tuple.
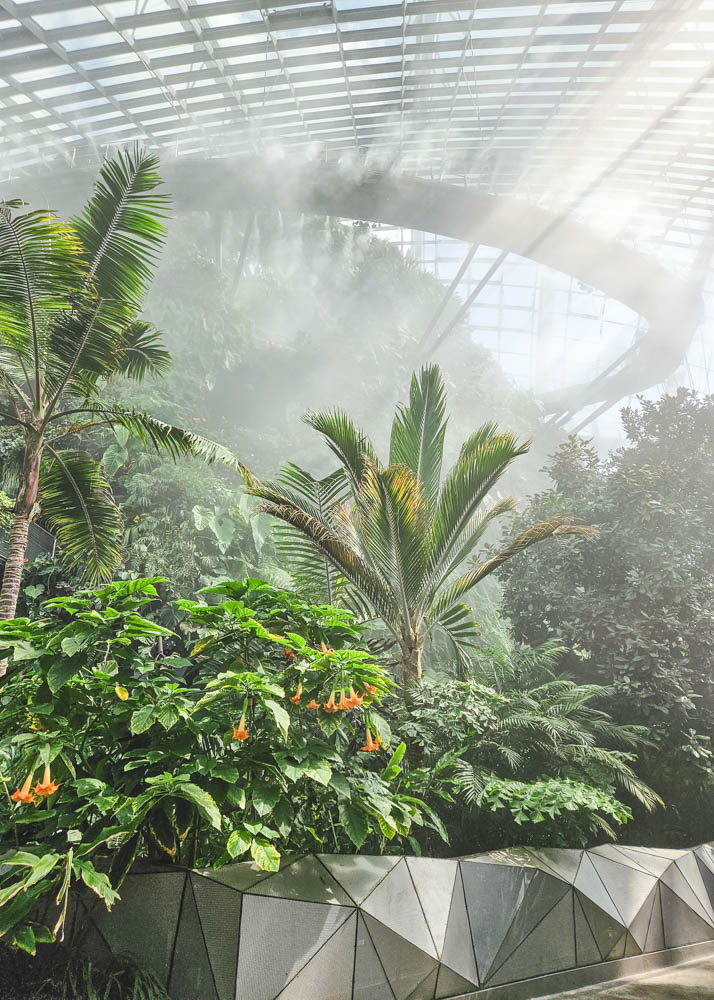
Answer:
(0, 146, 237, 632)
(389, 640, 660, 852)
(0, 578, 437, 951)
(245, 364, 594, 683)
(498, 389, 714, 844)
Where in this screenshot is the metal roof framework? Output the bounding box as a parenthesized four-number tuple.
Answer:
(1, 0, 713, 421)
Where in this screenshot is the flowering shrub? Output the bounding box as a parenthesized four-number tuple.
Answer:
(0, 578, 438, 954)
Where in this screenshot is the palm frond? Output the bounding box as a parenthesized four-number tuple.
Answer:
(0, 201, 80, 394)
(429, 428, 530, 580)
(114, 320, 171, 379)
(467, 516, 599, 585)
(303, 407, 379, 486)
(48, 404, 241, 468)
(251, 496, 398, 626)
(39, 448, 122, 583)
(429, 601, 480, 677)
(354, 462, 430, 616)
(73, 145, 169, 306)
(389, 364, 448, 511)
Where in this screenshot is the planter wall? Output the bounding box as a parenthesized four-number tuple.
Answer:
(81, 843, 714, 1000)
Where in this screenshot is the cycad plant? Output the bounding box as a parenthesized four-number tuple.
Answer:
(246, 365, 594, 683)
(0, 147, 235, 627)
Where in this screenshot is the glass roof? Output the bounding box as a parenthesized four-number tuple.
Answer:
(1, 0, 712, 273)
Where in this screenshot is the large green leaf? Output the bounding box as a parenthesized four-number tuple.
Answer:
(39, 448, 122, 584)
(338, 802, 368, 849)
(389, 364, 448, 512)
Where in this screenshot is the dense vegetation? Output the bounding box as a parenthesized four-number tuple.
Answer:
(499, 390, 714, 845)
(0, 151, 711, 989)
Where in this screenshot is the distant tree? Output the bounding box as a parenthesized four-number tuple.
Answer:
(498, 390, 714, 843)
(0, 147, 236, 634)
(246, 365, 593, 683)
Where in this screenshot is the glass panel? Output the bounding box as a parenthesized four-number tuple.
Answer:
(361, 859, 436, 959)
(93, 871, 185, 986)
(574, 896, 601, 967)
(235, 895, 351, 1000)
(363, 913, 438, 1000)
(460, 861, 533, 980)
(486, 873, 570, 979)
(251, 855, 353, 906)
(576, 892, 626, 961)
(573, 853, 621, 923)
(317, 855, 399, 904)
(487, 893, 576, 986)
(439, 872, 479, 988)
(405, 858, 458, 956)
(191, 874, 241, 1000)
(435, 964, 479, 1000)
(589, 854, 658, 926)
(661, 862, 714, 927)
(169, 881, 219, 1000)
(696, 856, 714, 909)
(628, 884, 658, 952)
(353, 914, 395, 1000)
(276, 912, 356, 1000)
(660, 883, 714, 949)
(674, 855, 714, 922)
(644, 886, 665, 953)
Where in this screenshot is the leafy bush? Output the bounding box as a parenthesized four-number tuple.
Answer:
(498, 390, 714, 843)
(0, 578, 434, 951)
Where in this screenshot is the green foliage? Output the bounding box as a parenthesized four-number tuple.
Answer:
(499, 389, 714, 844)
(0, 147, 237, 607)
(0, 578, 432, 947)
(247, 365, 592, 682)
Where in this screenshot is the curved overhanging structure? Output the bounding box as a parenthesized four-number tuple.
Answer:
(1, 0, 713, 420)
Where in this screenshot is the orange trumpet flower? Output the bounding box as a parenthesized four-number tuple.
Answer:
(282, 648, 295, 661)
(337, 690, 350, 711)
(306, 699, 320, 709)
(320, 641, 334, 656)
(289, 684, 302, 705)
(232, 714, 250, 741)
(346, 686, 363, 708)
(34, 763, 60, 798)
(360, 727, 380, 752)
(363, 683, 377, 695)
(10, 770, 35, 805)
(323, 691, 339, 713)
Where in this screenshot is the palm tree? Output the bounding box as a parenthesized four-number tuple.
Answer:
(245, 365, 594, 683)
(0, 146, 237, 632)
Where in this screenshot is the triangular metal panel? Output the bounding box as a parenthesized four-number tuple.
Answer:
(361, 859, 436, 959)
(93, 870, 186, 987)
(460, 861, 533, 981)
(201, 862, 274, 893)
(439, 869, 479, 989)
(588, 853, 657, 926)
(624, 932, 641, 957)
(250, 855, 353, 906)
(644, 885, 665, 953)
(487, 893, 576, 987)
(485, 873, 570, 981)
(406, 858, 458, 957)
(353, 914, 395, 1000)
(317, 855, 399, 905)
(576, 891, 626, 961)
(674, 854, 714, 923)
(694, 845, 714, 876)
(191, 873, 241, 1000)
(573, 853, 622, 923)
(406, 965, 438, 1000)
(610, 848, 673, 878)
(605, 930, 627, 961)
(435, 964, 480, 1000)
(591, 845, 656, 876)
(660, 882, 714, 949)
(235, 894, 351, 1000)
(363, 913, 439, 1000)
(526, 849, 583, 884)
(574, 895, 602, 967)
(696, 855, 714, 908)
(275, 912, 356, 1000)
(169, 879, 219, 1000)
(661, 859, 714, 927)
(627, 884, 658, 951)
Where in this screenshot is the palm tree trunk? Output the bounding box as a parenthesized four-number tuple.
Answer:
(401, 637, 423, 685)
(0, 435, 42, 627)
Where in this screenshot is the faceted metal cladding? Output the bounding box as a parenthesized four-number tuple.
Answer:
(83, 844, 714, 1000)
